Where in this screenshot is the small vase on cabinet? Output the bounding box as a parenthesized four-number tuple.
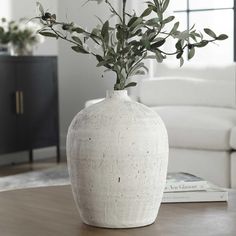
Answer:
(66, 90, 169, 228)
(10, 44, 33, 56)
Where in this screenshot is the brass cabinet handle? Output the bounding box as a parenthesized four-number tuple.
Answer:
(15, 91, 20, 115)
(20, 91, 24, 115)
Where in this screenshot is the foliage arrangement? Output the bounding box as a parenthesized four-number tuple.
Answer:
(36, 0, 227, 90)
(0, 18, 44, 55)
(0, 18, 11, 45)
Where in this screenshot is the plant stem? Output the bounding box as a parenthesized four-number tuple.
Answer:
(156, 38, 217, 56)
(114, 0, 128, 90)
(105, 0, 122, 22)
(49, 26, 97, 57)
(50, 27, 78, 45)
(126, 51, 147, 79)
(123, 0, 127, 25)
(116, 0, 127, 89)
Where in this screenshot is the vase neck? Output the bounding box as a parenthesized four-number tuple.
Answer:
(106, 90, 130, 101)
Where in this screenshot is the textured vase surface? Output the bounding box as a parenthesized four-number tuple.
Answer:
(66, 90, 169, 228)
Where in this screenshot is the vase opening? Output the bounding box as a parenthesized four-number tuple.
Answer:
(106, 90, 130, 101)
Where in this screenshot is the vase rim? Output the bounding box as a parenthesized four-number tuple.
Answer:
(106, 90, 129, 100)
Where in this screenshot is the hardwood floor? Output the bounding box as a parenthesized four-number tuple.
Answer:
(0, 157, 67, 177)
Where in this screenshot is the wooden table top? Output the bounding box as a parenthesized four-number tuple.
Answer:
(0, 185, 235, 236)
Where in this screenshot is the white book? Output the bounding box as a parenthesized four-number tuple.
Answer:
(162, 185, 228, 203)
(165, 172, 208, 193)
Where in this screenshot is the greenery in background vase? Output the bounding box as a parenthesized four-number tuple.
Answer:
(0, 18, 44, 56)
(36, 0, 227, 90)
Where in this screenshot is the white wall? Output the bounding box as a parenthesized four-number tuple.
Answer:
(58, 0, 118, 147)
(0, 0, 58, 55)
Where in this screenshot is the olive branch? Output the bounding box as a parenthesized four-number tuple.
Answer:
(35, 0, 228, 90)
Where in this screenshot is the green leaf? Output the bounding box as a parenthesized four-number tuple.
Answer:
(130, 29, 142, 37)
(177, 30, 190, 40)
(153, 0, 162, 20)
(147, 3, 157, 13)
(124, 82, 137, 88)
(116, 26, 123, 41)
(151, 39, 166, 49)
(155, 51, 164, 63)
(121, 45, 131, 54)
(162, 0, 170, 12)
(95, 54, 103, 62)
(180, 57, 184, 67)
(129, 18, 143, 30)
(145, 18, 160, 27)
(39, 31, 58, 38)
(128, 17, 138, 27)
(147, 31, 157, 41)
(176, 51, 183, 59)
(194, 32, 201, 38)
(162, 16, 175, 24)
(73, 27, 85, 34)
(153, 0, 159, 6)
(91, 28, 100, 37)
(0, 27, 4, 34)
(101, 20, 109, 39)
(188, 47, 195, 60)
(175, 40, 183, 50)
(129, 62, 148, 76)
(141, 38, 151, 49)
(71, 36, 82, 45)
(71, 46, 89, 54)
(36, 2, 44, 15)
(217, 34, 228, 40)
(189, 33, 197, 42)
(133, 70, 146, 76)
(96, 60, 110, 67)
(170, 22, 179, 34)
(204, 28, 216, 38)
(141, 8, 152, 18)
(194, 40, 208, 48)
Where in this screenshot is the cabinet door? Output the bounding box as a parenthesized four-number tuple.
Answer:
(0, 61, 18, 154)
(16, 59, 58, 149)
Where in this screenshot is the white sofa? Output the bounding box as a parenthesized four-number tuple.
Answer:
(86, 63, 236, 188)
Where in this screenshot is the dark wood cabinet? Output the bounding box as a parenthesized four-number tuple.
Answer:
(0, 56, 60, 163)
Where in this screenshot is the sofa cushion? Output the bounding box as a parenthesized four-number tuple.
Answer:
(140, 77, 235, 108)
(153, 106, 236, 151)
(153, 62, 236, 82)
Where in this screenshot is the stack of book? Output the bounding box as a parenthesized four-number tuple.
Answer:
(162, 172, 228, 203)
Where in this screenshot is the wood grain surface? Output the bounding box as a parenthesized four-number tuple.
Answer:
(0, 185, 235, 236)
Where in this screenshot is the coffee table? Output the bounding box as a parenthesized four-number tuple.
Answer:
(0, 185, 235, 236)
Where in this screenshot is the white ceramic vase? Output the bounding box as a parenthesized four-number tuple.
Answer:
(66, 90, 169, 228)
